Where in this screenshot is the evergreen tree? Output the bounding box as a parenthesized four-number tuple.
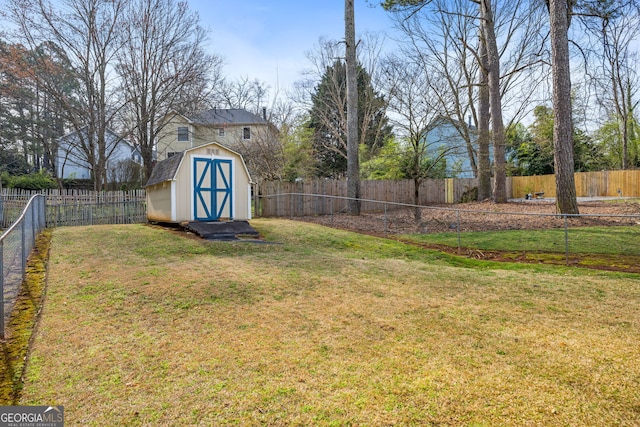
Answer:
(307, 60, 392, 178)
(507, 106, 603, 175)
(0, 41, 71, 175)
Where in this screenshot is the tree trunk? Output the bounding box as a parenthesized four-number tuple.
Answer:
(627, 83, 637, 166)
(345, 0, 360, 215)
(414, 177, 421, 222)
(614, 68, 629, 170)
(549, 0, 579, 214)
(477, 29, 492, 201)
(481, 0, 506, 203)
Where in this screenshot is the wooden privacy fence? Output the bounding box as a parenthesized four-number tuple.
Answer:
(256, 178, 478, 217)
(258, 170, 640, 217)
(511, 170, 640, 198)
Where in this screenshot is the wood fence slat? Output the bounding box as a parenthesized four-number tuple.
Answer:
(1, 189, 147, 226)
(257, 170, 640, 217)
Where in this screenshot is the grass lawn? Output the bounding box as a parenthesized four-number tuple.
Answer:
(19, 220, 640, 426)
(400, 226, 640, 256)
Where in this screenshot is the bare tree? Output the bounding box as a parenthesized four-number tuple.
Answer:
(480, 0, 507, 202)
(481, 0, 547, 201)
(231, 122, 283, 182)
(212, 76, 270, 114)
(7, 0, 127, 190)
(354, 32, 393, 159)
(209, 89, 300, 184)
(381, 56, 452, 220)
(389, 0, 479, 179)
(581, 1, 640, 169)
(385, 0, 547, 202)
(116, 0, 222, 180)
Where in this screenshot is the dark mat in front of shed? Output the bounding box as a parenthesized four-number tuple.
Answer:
(184, 221, 259, 240)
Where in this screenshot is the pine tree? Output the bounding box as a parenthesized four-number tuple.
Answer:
(547, 0, 579, 214)
(307, 60, 392, 178)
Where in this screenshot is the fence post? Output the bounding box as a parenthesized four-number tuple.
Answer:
(330, 197, 333, 221)
(0, 240, 4, 339)
(37, 196, 42, 229)
(564, 215, 569, 266)
(274, 194, 277, 217)
(26, 203, 38, 258)
(21, 218, 26, 281)
(384, 203, 388, 234)
(253, 185, 259, 217)
(31, 199, 36, 248)
(290, 193, 294, 219)
(42, 195, 46, 228)
(457, 210, 461, 252)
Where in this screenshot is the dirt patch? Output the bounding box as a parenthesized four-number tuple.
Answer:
(292, 199, 640, 273)
(293, 199, 640, 234)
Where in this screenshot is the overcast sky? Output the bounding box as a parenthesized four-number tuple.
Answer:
(190, 0, 397, 97)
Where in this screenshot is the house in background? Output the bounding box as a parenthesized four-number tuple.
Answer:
(155, 108, 278, 162)
(56, 126, 142, 183)
(424, 116, 488, 179)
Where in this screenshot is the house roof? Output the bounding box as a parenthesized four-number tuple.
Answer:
(425, 115, 477, 133)
(146, 151, 184, 187)
(59, 126, 123, 143)
(188, 108, 267, 126)
(145, 142, 254, 187)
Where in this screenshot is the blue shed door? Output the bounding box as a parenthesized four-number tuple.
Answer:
(193, 157, 233, 221)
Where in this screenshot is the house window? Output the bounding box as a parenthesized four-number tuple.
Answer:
(243, 127, 251, 140)
(218, 128, 225, 137)
(177, 126, 190, 142)
(167, 152, 179, 158)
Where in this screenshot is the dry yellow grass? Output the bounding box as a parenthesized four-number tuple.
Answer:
(20, 220, 640, 426)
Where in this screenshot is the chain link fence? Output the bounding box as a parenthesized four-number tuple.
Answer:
(259, 193, 640, 269)
(0, 195, 47, 338)
(0, 190, 145, 338)
(1, 194, 33, 229)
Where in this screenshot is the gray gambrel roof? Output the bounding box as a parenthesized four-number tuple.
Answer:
(145, 151, 184, 187)
(188, 108, 267, 126)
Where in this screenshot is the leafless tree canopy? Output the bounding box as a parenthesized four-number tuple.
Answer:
(116, 0, 223, 180)
(6, 0, 129, 190)
(4, 0, 223, 187)
(385, 0, 548, 202)
(211, 76, 270, 115)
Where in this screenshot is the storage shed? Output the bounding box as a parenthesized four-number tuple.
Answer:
(146, 142, 253, 223)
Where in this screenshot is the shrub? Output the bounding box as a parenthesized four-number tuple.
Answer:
(1, 171, 8, 189)
(6, 171, 58, 190)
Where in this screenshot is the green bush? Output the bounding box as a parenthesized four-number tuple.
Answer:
(6, 171, 58, 190)
(1, 171, 8, 189)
